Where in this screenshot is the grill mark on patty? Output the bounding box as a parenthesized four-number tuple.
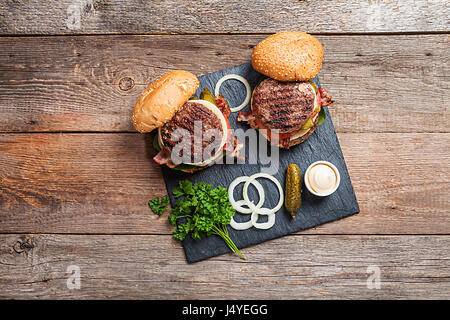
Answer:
(252, 78, 315, 132)
(254, 93, 297, 105)
(160, 101, 224, 162)
(174, 104, 213, 133)
(265, 117, 290, 125)
(271, 109, 291, 116)
(267, 101, 313, 113)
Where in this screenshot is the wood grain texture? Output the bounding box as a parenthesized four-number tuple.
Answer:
(0, 0, 447, 301)
(0, 34, 448, 133)
(1, 132, 448, 235)
(0, 234, 448, 299)
(0, 0, 448, 35)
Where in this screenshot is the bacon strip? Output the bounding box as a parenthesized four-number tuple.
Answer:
(318, 88, 334, 107)
(215, 94, 231, 119)
(237, 111, 259, 128)
(280, 138, 291, 149)
(223, 136, 245, 160)
(153, 147, 171, 165)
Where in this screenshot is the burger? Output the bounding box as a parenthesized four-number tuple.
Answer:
(132, 70, 242, 173)
(237, 32, 334, 149)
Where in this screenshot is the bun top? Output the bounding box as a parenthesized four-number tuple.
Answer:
(251, 32, 324, 82)
(131, 70, 199, 133)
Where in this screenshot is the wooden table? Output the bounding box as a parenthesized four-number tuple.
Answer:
(0, 1, 449, 299)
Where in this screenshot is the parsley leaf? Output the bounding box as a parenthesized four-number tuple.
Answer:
(172, 186, 184, 198)
(148, 195, 169, 216)
(179, 180, 195, 195)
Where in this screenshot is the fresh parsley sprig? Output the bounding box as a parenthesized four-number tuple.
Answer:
(168, 180, 245, 260)
(148, 195, 169, 216)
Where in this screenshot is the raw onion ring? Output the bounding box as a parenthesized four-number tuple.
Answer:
(230, 200, 254, 230)
(251, 208, 276, 230)
(215, 74, 251, 112)
(243, 173, 284, 215)
(228, 176, 264, 214)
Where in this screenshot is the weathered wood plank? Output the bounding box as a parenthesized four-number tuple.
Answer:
(0, 34, 448, 133)
(1, 132, 448, 235)
(0, 234, 448, 299)
(0, 0, 448, 35)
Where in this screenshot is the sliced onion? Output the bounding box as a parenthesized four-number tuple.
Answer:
(228, 176, 264, 214)
(251, 208, 276, 230)
(228, 173, 283, 231)
(230, 200, 254, 230)
(215, 74, 251, 112)
(243, 173, 284, 215)
(230, 216, 253, 230)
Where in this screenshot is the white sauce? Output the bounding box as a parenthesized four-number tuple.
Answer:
(307, 164, 337, 194)
(305, 161, 340, 197)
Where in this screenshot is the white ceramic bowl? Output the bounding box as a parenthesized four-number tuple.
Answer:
(304, 161, 340, 197)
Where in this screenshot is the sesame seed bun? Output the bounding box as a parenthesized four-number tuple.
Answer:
(131, 70, 199, 133)
(251, 32, 324, 82)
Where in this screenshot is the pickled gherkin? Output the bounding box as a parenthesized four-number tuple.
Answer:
(285, 164, 302, 218)
(301, 118, 315, 130)
(189, 95, 198, 100)
(199, 88, 217, 105)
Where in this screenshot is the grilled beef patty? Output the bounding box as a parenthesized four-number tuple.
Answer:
(251, 78, 315, 133)
(160, 101, 224, 162)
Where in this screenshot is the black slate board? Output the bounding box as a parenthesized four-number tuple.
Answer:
(161, 62, 359, 263)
